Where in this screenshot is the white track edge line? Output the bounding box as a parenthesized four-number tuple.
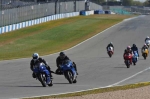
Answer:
(107, 67, 150, 87)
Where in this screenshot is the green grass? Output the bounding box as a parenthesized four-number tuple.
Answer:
(22, 82, 150, 99)
(0, 15, 133, 60)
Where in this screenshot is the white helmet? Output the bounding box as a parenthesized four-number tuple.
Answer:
(147, 36, 149, 39)
(32, 53, 39, 60)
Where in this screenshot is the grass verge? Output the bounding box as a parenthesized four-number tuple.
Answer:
(22, 81, 150, 99)
(0, 14, 133, 60)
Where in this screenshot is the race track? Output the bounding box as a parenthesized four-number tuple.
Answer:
(1, 15, 150, 99)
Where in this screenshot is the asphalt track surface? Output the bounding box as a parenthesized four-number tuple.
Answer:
(1, 15, 150, 99)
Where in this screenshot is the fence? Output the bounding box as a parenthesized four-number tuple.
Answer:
(0, 10, 96, 34)
(0, 0, 101, 27)
(131, 6, 150, 15)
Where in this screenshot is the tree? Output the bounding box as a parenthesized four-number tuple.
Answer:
(132, 1, 143, 6)
(92, 0, 105, 4)
(143, 0, 150, 6)
(122, 0, 133, 6)
(109, 0, 117, 2)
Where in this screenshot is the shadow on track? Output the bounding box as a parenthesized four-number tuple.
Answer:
(114, 66, 127, 68)
(16, 85, 43, 87)
(138, 58, 145, 60)
(100, 57, 110, 58)
(53, 83, 69, 84)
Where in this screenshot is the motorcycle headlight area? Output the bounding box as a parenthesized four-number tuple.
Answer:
(64, 64, 70, 67)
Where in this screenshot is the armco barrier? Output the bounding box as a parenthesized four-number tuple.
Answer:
(80, 10, 94, 16)
(0, 11, 98, 34)
(105, 10, 111, 14)
(0, 12, 78, 34)
(94, 10, 104, 14)
(80, 10, 86, 15)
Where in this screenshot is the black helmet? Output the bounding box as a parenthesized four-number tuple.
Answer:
(133, 44, 136, 47)
(59, 52, 66, 59)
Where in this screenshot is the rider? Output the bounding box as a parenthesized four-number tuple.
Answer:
(145, 36, 150, 48)
(141, 44, 149, 54)
(131, 44, 139, 57)
(123, 46, 133, 64)
(30, 53, 53, 79)
(106, 42, 114, 52)
(56, 52, 78, 75)
(145, 36, 150, 42)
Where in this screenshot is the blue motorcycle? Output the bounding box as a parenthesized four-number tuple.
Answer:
(132, 51, 138, 65)
(33, 63, 53, 87)
(60, 60, 77, 84)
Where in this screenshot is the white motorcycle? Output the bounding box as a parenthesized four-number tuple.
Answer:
(145, 39, 150, 48)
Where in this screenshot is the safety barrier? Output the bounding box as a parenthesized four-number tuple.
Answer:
(86, 10, 94, 15)
(0, 12, 80, 34)
(110, 8, 131, 15)
(80, 10, 94, 16)
(0, 10, 102, 34)
(94, 10, 104, 14)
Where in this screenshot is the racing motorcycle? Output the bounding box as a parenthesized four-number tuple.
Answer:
(33, 63, 53, 87)
(124, 53, 132, 68)
(132, 51, 138, 65)
(60, 60, 77, 84)
(107, 46, 114, 58)
(142, 48, 148, 60)
(145, 39, 150, 48)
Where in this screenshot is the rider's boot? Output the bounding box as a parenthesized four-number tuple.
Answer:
(32, 72, 36, 78)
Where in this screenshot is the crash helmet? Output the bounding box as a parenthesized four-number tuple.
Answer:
(144, 44, 147, 47)
(133, 44, 136, 47)
(147, 36, 149, 39)
(127, 46, 131, 50)
(110, 42, 113, 44)
(32, 53, 39, 60)
(59, 52, 66, 59)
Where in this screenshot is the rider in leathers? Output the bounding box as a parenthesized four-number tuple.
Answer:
(145, 36, 150, 48)
(131, 44, 139, 57)
(145, 36, 150, 42)
(30, 53, 53, 79)
(123, 46, 133, 64)
(56, 52, 78, 75)
(141, 44, 149, 56)
(106, 42, 114, 52)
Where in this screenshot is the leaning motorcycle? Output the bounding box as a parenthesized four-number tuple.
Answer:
(142, 48, 148, 60)
(33, 63, 53, 87)
(132, 51, 138, 65)
(107, 46, 114, 58)
(60, 60, 77, 84)
(145, 39, 150, 48)
(124, 53, 132, 68)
